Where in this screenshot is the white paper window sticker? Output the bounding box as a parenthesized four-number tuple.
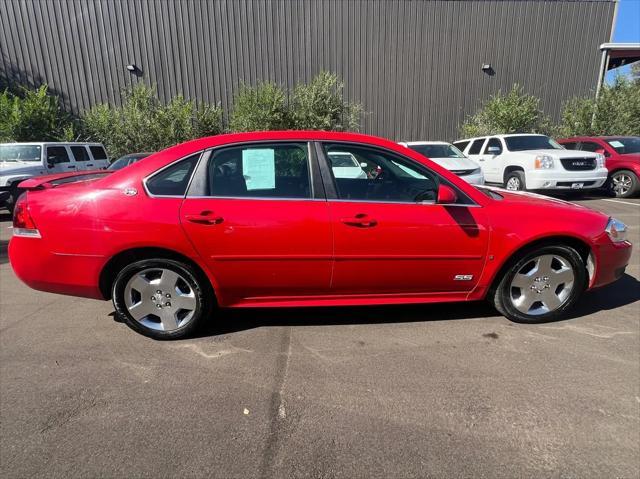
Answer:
(608, 140, 624, 148)
(242, 148, 275, 190)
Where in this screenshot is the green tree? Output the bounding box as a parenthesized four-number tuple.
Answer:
(557, 76, 640, 137)
(460, 84, 551, 138)
(0, 85, 74, 142)
(229, 82, 290, 132)
(81, 84, 223, 158)
(290, 71, 362, 131)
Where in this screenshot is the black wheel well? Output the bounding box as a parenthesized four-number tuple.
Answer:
(99, 247, 215, 301)
(488, 236, 591, 295)
(503, 166, 524, 183)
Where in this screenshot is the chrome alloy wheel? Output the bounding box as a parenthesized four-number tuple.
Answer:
(123, 268, 197, 331)
(611, 173, 633, 197)
(506, 177, 521, 191)
(509, 254, 575, 316)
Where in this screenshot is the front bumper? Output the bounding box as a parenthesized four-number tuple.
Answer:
(590, 233, 632, 289)
(0, 190, 9, 207)
(526, 168, 608, 190)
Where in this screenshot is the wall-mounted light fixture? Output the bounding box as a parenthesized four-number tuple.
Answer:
(481, 63, 495, 76)
(126, 64, 143, 77)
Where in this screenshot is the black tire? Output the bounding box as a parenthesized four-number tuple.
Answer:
(609, 169, 639, 198)
(5, 185, 21, 214)
(112, 258, 212, 340)
(490, 245, 587, 324)
(504, 171, 526, 191)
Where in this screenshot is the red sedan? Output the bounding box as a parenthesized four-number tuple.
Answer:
(9, 131, 632, 339)
(557, 136, 640, 198)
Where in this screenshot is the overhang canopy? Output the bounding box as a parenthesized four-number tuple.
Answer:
(600, 43, 640, 70)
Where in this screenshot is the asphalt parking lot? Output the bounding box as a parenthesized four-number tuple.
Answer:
(0, 195, 638, 478)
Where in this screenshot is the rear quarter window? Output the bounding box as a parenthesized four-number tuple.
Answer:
(89, 146, 108, 160)
(146, 154, 200, 196)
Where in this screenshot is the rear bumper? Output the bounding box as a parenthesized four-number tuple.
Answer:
(9, 236, 105, 299)
(590, 234, 632, 289)
(526, 168, 608, 190)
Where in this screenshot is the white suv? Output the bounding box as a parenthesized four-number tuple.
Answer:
(399, 141, 484, 185)
(453, 134, 608, 191)
(0, 142, 109, 211)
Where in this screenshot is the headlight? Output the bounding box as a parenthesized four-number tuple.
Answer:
(534, 155, 554, 169)
(470, 167, 482, 175)
(595, 153, 605, 168)
(605, 217, 628, 243)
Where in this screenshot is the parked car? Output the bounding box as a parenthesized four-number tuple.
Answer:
(557, 136, 640, 198)
(399, 141, 484, 185)
(453, 134, 608, 192)
(0, 142, 109, 211)
(9, 131, 631, 340)
(327, 151, 367, 179)
(108, 152, 154, 171)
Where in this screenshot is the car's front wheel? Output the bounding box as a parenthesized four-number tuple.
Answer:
(504, 171, 526, 191)
(112, 258, 211, 339)
(609, 170, 639, 198)
(491, 245, 587, 323)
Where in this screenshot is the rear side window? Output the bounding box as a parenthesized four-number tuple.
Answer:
(468, 139, 485, 155)
(89, 146, 108, 160)
(453, 140, 469, 152)
(484, 138, 503, 155)
(70, 146, 89, 161)
(207, 143, 310, 199)
(46, 146, 70, 164)
(579, 142, 602, 153)
(146, 154, 200, 196)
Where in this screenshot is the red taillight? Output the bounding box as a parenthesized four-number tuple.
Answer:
(13, 193, 40, 237)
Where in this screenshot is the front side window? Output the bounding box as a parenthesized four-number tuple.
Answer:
(46, 146, 70, 164)
(207, 143, 310, 199)
(324, 143, 438, 203)
(484, 138, 503, 155)
(0, 145, 41, 162)
(562, 141, 579, 150)
(468, 139, 486, 155)
(408, 144, 465, 159)
(146, 154, 200, 196)
(70, 146, 90, 161)
(504, 135, 562, 152)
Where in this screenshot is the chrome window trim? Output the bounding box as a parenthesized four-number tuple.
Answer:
(142, 150, 206, 199)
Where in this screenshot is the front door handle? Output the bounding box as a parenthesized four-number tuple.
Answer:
(67, 165, 76, 168)
(340, 213, 377, 228)
(185, 210, 224, 225)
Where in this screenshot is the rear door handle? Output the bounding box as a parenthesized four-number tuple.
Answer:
(185, 210, 224, 225)
(340, 213, 377, 228)
(67, 165, 76, 169)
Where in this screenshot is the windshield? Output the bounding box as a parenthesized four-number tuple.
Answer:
(408, 144, 465, 159)
(606, 137, 640, 154)
(0, 145, 42, 162)
(504, 135, 563, 152)
(107, 158, 130, 170)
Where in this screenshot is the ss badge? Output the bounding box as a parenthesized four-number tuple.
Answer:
(454, 274, 474, 281)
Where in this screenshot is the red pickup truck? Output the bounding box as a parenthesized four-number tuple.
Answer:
(557, 136, 640, 198)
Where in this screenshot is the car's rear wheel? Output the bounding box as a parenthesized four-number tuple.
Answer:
(609, 170, 639, 198)
(112, 258, 210, 339)
(504, 171, 525, 191)
(491, 245, 587, 323)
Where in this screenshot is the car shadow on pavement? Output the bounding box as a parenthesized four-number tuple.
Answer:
(566, 273, 640, 319)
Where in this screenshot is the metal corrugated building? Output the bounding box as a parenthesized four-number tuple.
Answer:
(0, 0, 617, 141)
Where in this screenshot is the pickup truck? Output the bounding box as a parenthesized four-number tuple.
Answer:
(453, 134, 608, 192)
(0, 142, 109, 211)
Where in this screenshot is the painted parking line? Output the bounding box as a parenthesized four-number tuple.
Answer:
(600, 199, 640, 207)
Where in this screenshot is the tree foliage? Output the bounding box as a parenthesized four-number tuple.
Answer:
(0, 85, 75, 142)
(460, 84, 551, 138)
(556, 76, 640, 137)
(228, 82, 290, 132)
(81, 83, 223, 158)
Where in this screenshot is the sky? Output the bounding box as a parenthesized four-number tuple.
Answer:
(606, 0, 640, 81)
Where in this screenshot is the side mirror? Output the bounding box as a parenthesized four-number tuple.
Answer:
(437, 184, 458, 204)
(487, 146, 501, 155)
